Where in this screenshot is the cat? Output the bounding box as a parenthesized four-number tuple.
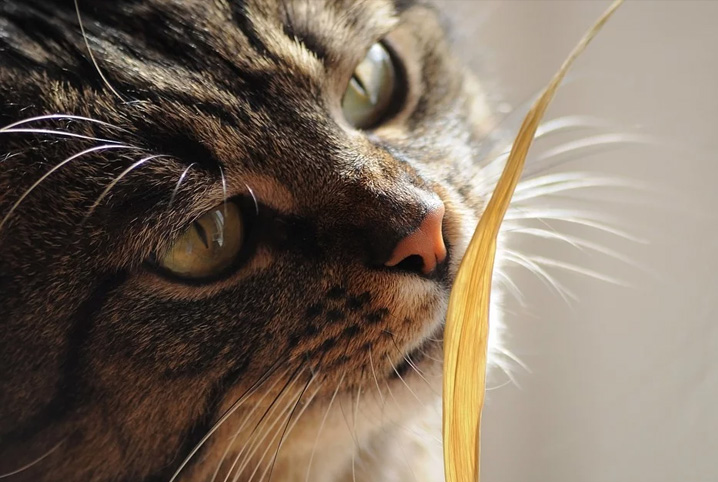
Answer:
(0, 1, 516, 480)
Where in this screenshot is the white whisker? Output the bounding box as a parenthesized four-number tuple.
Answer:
(265, 375, 317, 482)
(385, 332, 436, 393)
(506, 226, 649, 271)
(74, 0, 125, 101)
(224, 365, 306, 482)
(209, 366, 293, 482)
(350, 383, 362, 482)
(367, 350, 386, 408)
(534, 115, 611, 138)
(258, 380, 321, 482)
(219, 165, 228, 219)
(521, 133, 656, 179)
(485, 378, 513, 392)
(385, 355, 425, 408)
(502, 250, 576, 303)
(304, 372, 345, 482)
(245, 183, 259, 216)
(0, 439, 64, 479)
(527, 255, 631, 287)
(535, 133, 655, 164)
(485, 115, 613, 171)
(169, 358, 288, 482)
(168, 163, 196, 209)
(493, 270, 526, 305)
(513, 173, 643, 202)
(1, 114, 125, 131)
(483, 131, 654, 186)
(0, 144, 135, 232)
(84, 154, 168, 221)
(493, 345, 530, 374)
(0, 128, 122, 144)
(489, 359, 522, 390)
(504, 208, 646, 242)
(228, 388, 298, 482)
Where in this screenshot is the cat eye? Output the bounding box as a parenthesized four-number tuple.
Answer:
(156, 202, 244, 280)
(341, 42, 398, 129)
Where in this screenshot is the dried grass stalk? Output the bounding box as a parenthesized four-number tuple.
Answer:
(442, 2, 624, 481)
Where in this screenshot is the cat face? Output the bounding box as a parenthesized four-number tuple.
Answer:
(0, 1, 496, 480)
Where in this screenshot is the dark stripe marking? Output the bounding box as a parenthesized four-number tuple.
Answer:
(0, 272, 127, 445)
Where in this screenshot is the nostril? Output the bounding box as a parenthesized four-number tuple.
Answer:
(394, 254, 425, 274)
(384, 202, 447, 276)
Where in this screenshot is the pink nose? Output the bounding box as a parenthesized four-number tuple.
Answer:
(385, 203, 447, 275)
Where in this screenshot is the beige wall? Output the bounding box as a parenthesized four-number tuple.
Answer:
(437, 2, 718, 481)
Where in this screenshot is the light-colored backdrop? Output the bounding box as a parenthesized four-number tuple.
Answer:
(437, 2, 717, 481)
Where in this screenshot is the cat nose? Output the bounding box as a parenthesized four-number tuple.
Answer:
(385, 202, 447, 275)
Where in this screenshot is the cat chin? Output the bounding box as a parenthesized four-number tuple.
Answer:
(259, 361, 443, 482)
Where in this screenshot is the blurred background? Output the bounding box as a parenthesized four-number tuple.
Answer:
(437, 1, 717, 481)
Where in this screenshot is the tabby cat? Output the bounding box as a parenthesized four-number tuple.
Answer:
(0, 1, 509, 480)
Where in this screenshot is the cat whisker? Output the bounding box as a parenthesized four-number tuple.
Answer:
(350, 380, 363, 482)
(494, 269, 527, 306)
(168, 163, 197, 209)
(536, 133, 654, 164)
(522, 133, 655, 180)
(219, 165, 228, 219)
(0, 144, 136, 233)
(515, 170, 640, 191)
(0, 128, 123, 144)
(0, 438, 65, 479)
(1, 114, 126, 131)
(225, 364, 307, 482)
(235, 380, 316, 482)
(367, 350, 386, 408)
(505, 226, 650, 272)
(245, 183, 259, 216)
(502, 250, 577, 303)
(490, 353, 525, 390)
(534, 115, 612, 138)
(169, 356, 289, 482)
(503, 207, 647, 242)
(0, 152, 22, 164)
(337, 386, 360, 448)
(392, 434, 420, 482)
(492, 342, 530, 375)
(304, 371, 346, 482)
(415, 346, 443, 364)
(485, 378, 514, 392)
(209, 365, 294, 482)
(525, 254, 631, 287)
(384, 333, 437, 396)
(83, 154, 169, 223)
(256, 376, 322, 482)
(482, 131, 653, 187)
(259, 383, 323, 482)
(228, 387, 300, 482)
(74, 0, 125, 101)
(512, 173, 644, 203)
(384, 355, 426, 409)
(483, 114, 612, 171)
(265, 374, 317, 482)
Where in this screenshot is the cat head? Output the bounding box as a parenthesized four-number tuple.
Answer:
(0, 0, 496, 480)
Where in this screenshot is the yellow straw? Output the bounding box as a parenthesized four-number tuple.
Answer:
(442, 2, 624, 481)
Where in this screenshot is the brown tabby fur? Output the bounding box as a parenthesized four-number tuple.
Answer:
(0, 0, 498, 480)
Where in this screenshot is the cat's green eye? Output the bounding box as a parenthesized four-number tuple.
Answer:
(341, 42, 397, 129)
(158, 202, 244, 280)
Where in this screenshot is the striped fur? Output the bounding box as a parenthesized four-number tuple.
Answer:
(0, 1, 498, 481)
